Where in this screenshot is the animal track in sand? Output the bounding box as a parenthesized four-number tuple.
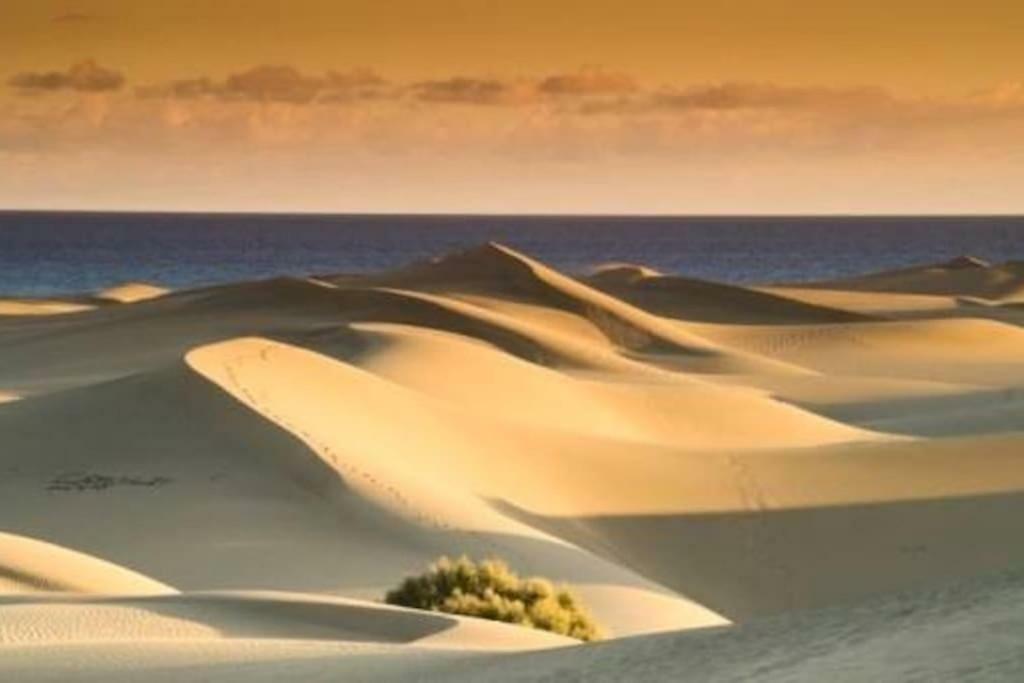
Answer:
(218, 342, 449, 530)
(723, 454, 797, 610)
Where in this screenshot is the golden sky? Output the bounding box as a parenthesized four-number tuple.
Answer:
(3, 1, 1024, 212)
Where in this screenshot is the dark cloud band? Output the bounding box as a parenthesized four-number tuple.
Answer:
(9, 60, 124, 93)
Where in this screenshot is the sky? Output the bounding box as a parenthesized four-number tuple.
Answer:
(3, 1, 1024, 213)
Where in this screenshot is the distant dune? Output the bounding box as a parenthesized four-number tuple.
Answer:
(776, 255, 1024, 300)
(96, 282, 169, 304)
(1, 245, 1023, 680)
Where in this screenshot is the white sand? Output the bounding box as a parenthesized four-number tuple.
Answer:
(1, 246, 1022, 680)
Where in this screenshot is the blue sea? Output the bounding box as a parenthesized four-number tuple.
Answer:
(1, 212, 1022, 296)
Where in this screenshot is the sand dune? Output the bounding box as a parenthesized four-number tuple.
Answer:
(782, 255, 1024, 300)
(0, 533, 174, 595)
(0, 276, 380, 395)
(0, 298, 96, 316)
(763, 257, 1024, 334)
(3, 570, 1022, 681)
(1, 243, 1022, 680)
(761, 285, 962, 317)
(0, 591, 573, 649)
(694, 317, 1024, 386)
(587, 267, 872, 325)
(443, 568, 1024, 682)
(0, 282, 166, 317)
(0, 340, 727, 636)
(323, 243, 814, 375)
(313, 325, 871, 448)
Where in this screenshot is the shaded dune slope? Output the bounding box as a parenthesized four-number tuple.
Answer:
(322, 243, 813, 375)
(435, 568, 1024, 683)
(784, 255, 1024, 300)
(586, 265, 873, 324)
(0, 249, 810, 397)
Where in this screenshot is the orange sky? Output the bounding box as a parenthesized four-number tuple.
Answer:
(3, 1, 1024, 212)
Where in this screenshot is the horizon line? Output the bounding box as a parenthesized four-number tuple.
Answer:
(2, 208, 1024, 220)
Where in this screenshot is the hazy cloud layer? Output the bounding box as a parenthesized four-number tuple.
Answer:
(8, 60, 1024, 136)
(539, 69, 637, 96)
(222, 65, 324, 104)
(411, 77, 524, 105)
(652, 83, 894, 111)
(136, 65, 390, 103)
(4, 59, 1024, 211)
(136, 66, 645, 107)
(8, 59, 124, 93)
(410, 69, 636, 105)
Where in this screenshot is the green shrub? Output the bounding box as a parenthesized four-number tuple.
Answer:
(384, 555, 603, 641)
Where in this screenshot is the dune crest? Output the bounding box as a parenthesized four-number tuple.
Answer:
(588, 262, 663, 282)
(97, 282, 169, 303)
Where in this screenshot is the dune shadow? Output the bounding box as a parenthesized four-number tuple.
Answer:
(793, 386, 1024, 436)
(494, 490, 1024, 622)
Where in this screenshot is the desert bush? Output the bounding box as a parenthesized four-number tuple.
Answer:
(384, 555, 603, 641)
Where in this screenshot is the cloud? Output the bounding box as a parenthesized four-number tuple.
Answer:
(219, 65, 323, 104)
(538, 68, 638, 96)
(137, 65, 390, 104)
(651, 82, 894, 111)
(319, 68, 391, 102)
(410, 77, 521, 105)
(136, 77, 218, 99)
(410, 69, 638, 106)
(326, 67, 386, 89)
(137, 65, 639, 109)
(8, 59, 125, 93)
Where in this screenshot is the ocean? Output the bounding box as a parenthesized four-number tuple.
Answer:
(1, 211, 1022, 296)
